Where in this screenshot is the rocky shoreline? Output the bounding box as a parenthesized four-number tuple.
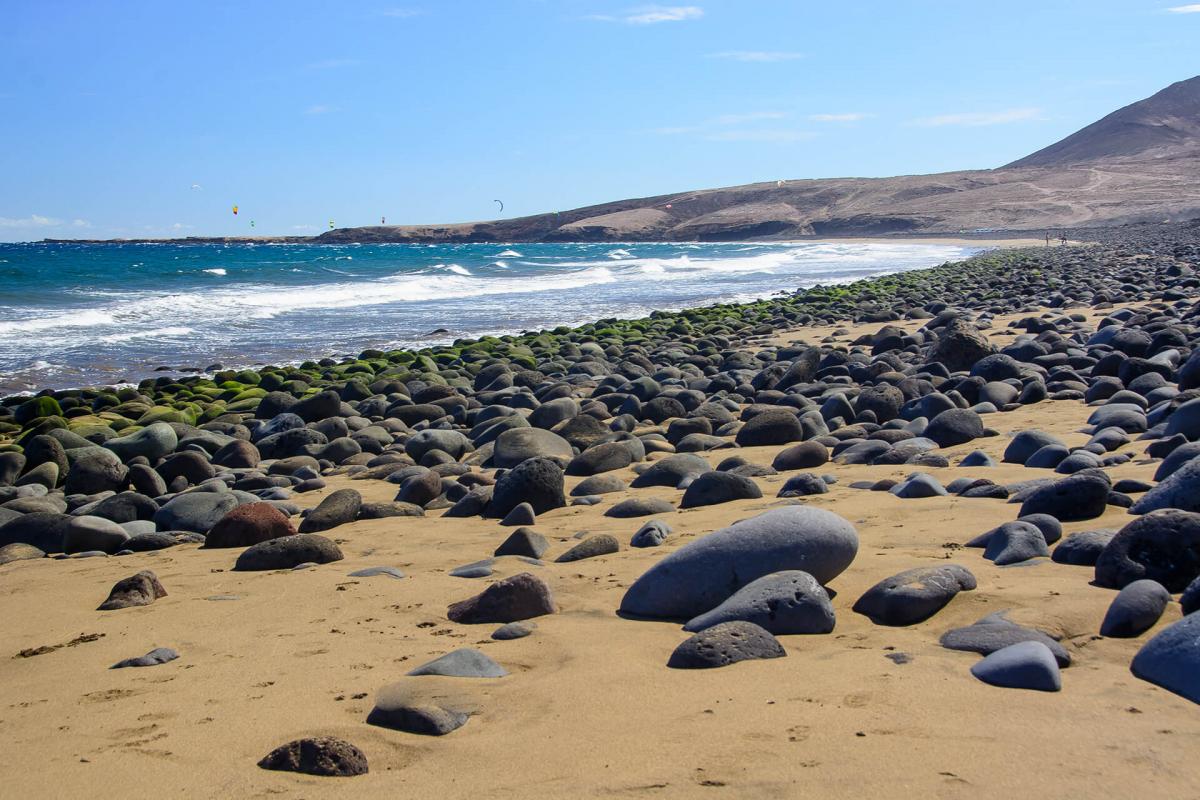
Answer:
(3, 221, 1200, 794)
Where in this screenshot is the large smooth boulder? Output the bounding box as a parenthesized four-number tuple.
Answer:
(630, 454, 709, 489)
(735, 409, 803, 446)
(62, 515, 130, 554)
(1100, 579, 1171, 638)
(679, 471, 762, 508)
(153, 491, 238, 534)
(619, 507, 858, 619)
(204, 502, 297, 548)
(852, 565, 976, 626)
(64, 448, 128, 495)
(771, 441, 829, 471)
(298, 489, 362, 533)
(566, 441, 638, 476)
(494, 428, 573, 469)
(1018, 473, 1110, 521)
(1003, 430, 1065, 464)
(103, 423, 177, 463)
(683, 570, 834, 635)
(930, 318, 996, 372)
(1131, 458, 1200, 514)
(487, 457, 565, 518)
(0, 512, 72, 553)
(1130, 613, 1200, 704)
(1095, 509, 1200, 591)
(405, 429, 473, 462)
(924, 408, 985, 448)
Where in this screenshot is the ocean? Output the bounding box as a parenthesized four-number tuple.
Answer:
(0, 240, 979, 394)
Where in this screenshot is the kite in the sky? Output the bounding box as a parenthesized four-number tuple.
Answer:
(494, 199, 504, 213)
(232, 205, 239, 215)
(191, 184, 202, 190)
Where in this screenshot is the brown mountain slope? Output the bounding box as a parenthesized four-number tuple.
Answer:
(1008, 76, 1200, 168)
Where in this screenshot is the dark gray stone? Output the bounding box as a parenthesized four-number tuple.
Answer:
(1100, 579, 1171, 638)
(620, 506, 858, 619)
(667, 621, 786, 669)
(852, 565, 976, 626)
(407, 649, 506, 678)
(970, 641, 1062, 691)
(233, 534, 344, 571)
(111, 647, 179, 668)
(683, 570, 834, 635)
(446, 572, 556, 623)
(556, 534, 619, 563)
(1095, 509, 1200, 591)
(940, 611, 1070, 666)
(1131, 613, 1200, 704)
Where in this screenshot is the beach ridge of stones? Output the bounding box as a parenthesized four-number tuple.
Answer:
(4, 225, 1200, 775)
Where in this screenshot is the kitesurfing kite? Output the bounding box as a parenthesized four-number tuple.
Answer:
(329, 220, 335, 229)
(190, 184, 202, 190)
(250, 220, 256, 227)
(494, 199, 504, 213)
(232, 205, 239, 215)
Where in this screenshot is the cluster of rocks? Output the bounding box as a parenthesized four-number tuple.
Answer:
(5, 226, 1200, 776)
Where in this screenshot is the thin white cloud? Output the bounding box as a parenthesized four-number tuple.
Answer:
(171, 222, 193, 231)
(305, 104, 337, 115)
(589, 5, 703, 24)
(0, 214, 62, 228)
(382, 7, 424, 17)
(913, 107, 1043, 127)
(809, 112, 871, 122)
(72, 219, 91, 228)
(704, 129, 815, 142)
(709, 51, 803, 62)
(1166, 4, 1200, 12)
(292, 224, 318, 231)
(307, 58, 360, 70)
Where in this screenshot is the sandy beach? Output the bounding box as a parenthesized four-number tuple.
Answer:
(3, 294, 1198, 798)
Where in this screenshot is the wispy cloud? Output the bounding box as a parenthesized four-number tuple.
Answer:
(705, 129, 815, 142)
(305, 104, 337, 115)
(171, 222, 192, 231)
(292, 224, 318, 231)
(382, 7, 424, 17)
(0, 214, 61, 228)
(72, 219, 91, 228)
(913, 107, 1043, 127)
(589, 5, 703, 24)
(808, 112, 871, 122)
(1166, 4, 1200, 12)
(709, 51, 803, 62)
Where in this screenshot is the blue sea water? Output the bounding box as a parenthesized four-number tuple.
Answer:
(0, 240, 979, 394)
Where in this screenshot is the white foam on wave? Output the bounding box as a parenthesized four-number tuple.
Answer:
(99, 326, 195, 344)
(203, 268, 227, 276)
(495, 249, 522, 258)
(447, 264, 472, 275)
(606, 248, 633, 259)
(0, 308, 117, 334)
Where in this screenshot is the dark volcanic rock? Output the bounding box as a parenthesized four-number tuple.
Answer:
(1100, 579, 1171, 638)
(299, 488, 362, 533)
(679, 470, 762, 508)
(233, 534, 344, 571)
(446, 572, 556, 623)
(667, 621, 786, 669)
(1095, 509, 1200, 591)
(258, 737, 368, 777)
(852, 564, 976, 625)
(555, 534, 619, 562)
(488, 457, 566, 518)
(940, 611, 1070, 666)
(1131, 613, 1200, 704)
(98, 570, 167, 610)
(683, 570, 834, 635)
(1018, 473, 1110, 521)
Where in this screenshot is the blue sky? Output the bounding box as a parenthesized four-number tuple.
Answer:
(1, 0, 1198, 241)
